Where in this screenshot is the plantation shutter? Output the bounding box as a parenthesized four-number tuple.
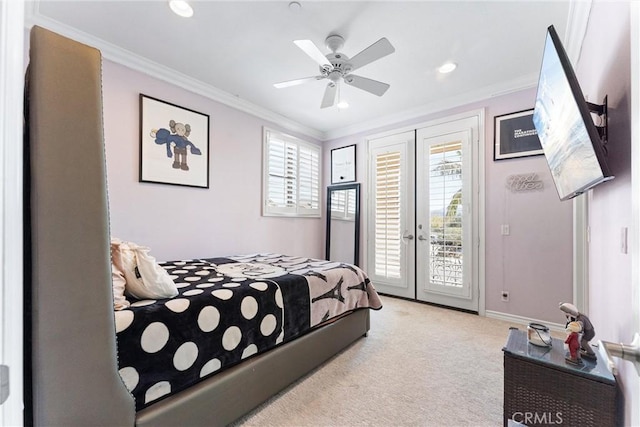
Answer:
(374, 150, 402, 279)
(263, 128, 320, 217)
(267, 137, 297, 210)
(298, 145, 320, 211)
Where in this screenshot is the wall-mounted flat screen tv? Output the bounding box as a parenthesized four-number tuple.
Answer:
(532, 25, 613, 201)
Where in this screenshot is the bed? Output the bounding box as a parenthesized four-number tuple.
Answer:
(25, 25, 381, 427)
(117, 253, 382, 414)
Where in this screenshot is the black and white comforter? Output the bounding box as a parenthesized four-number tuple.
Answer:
(115, 254, 382, 410)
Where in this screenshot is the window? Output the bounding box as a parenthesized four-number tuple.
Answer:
(428, 140, 464, 288)
(263, 128, 321, 217)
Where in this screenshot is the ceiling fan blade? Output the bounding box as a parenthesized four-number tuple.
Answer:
(320, 82, 337, 109)
(273, 75, 324, 88)
(293, 40, 332, 69)
(344, 74, 390, 96)
(349, 37, 395, 71)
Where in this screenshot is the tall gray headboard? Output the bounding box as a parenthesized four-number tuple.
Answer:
(25, 26, 135, 425)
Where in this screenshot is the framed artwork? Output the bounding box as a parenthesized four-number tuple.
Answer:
(139, 94, 210, 188)
(494, 109, 544, 160)
(331, 144, 356, 184)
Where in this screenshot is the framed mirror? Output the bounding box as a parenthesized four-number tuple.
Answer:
(325, 183, 360, 266)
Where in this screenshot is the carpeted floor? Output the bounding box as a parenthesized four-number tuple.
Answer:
(233, 295, 519, 426)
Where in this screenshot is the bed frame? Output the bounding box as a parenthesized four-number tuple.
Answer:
(25, 25, 370, 426)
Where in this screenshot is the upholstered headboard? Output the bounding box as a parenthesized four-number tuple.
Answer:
(25, 26, 135, 425)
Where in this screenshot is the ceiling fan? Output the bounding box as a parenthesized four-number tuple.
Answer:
(274, 34, 395, 109)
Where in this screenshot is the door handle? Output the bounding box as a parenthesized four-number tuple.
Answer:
(402, 232, 414, 240)
(598, 333, 640, 376)
(418, 235, 428, 241)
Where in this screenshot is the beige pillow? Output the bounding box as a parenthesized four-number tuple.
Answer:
(111, 262, 129, 310)
(110, 239, 130, 310)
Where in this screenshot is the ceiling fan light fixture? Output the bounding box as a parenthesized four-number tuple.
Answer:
(169, 0, 194, 18)
(275, 34, 395, 109)
(438, 62, 457, 74)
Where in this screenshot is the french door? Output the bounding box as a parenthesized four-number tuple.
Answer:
(367, 115, 480, 311)
(367, 131, 416, 299)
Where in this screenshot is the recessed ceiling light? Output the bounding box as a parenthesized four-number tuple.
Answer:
(288, 1, 302, 12)
(169, 1, 193, 18)
(438, 62, 457, 74)
(337, 101, 349, 109)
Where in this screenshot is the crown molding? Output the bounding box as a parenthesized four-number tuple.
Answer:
(323, 73, 538, 141)
(24, 3, 325, 142)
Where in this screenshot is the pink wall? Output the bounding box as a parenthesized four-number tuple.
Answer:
(324, 90, 573, 322)
(577, 2, 638, 425)
(484, 91, 573, 322)
(102, 60, 324, 261)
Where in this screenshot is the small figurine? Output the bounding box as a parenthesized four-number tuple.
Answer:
(564, 321, 583, 365)
(559, 302, 596, 359)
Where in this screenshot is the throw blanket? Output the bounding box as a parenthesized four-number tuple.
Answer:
(115, 254, 382, 410)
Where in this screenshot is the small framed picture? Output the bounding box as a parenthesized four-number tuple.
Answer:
(331, 144, 356, 184)
(139, 94, 210, 188)
(494, 109, 544, 160)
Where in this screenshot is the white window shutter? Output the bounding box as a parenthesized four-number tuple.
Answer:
(373, 150, 402, 279)
(298, 144, 320, 213)
(263, 128, 321, 217)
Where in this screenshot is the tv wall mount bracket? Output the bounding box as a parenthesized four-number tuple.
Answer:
(586, 95, 608, 154)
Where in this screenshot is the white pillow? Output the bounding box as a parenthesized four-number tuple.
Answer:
(112, 238, 178, 300)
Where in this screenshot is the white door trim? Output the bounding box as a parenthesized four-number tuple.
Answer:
(573, 195, 589, 314)
(630, 1, 640, 425)
(0, 0, 25, 425)
(565, 0, 592, 317)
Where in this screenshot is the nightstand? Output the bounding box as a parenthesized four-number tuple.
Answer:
(503, 328, 621, 426)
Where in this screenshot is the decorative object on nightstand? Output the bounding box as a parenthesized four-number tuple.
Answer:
(560, 302, 597, 359)
(565, 321, 583, 366)
(527, 322, 552, 348)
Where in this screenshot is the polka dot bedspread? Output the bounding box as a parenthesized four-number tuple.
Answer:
(115, 254, 382, 410)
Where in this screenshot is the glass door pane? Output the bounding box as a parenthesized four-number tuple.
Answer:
(429, 140, 464, 289)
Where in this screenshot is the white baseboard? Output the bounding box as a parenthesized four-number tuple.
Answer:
(485, 310, 565, 333)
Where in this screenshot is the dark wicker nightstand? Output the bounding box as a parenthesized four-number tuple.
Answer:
(503, 328, 621, 426)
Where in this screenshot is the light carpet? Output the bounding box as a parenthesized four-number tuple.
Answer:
(233, 295, 519, 426)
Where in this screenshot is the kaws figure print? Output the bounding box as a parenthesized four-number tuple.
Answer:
(150, 119, 202, 171)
